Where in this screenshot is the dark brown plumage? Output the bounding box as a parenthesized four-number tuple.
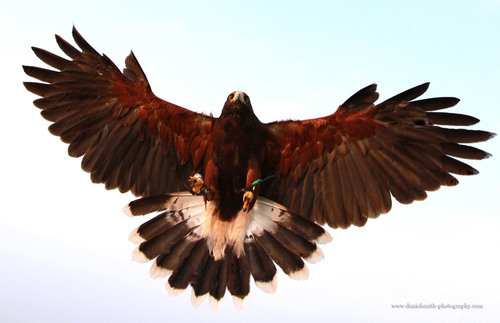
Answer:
(24, 27, 494, 310)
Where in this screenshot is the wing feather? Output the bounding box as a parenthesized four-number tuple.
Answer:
(24, 27, 214, 197)
(263, 83, 494, 228)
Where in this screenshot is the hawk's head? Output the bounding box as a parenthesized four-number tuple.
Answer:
(222, 91, 255, 117)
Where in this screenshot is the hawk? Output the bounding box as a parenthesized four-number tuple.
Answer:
(23, 27, 494, 310)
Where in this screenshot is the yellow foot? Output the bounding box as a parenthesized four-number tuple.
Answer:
(188, 173, 204, 194)
(243, 191, 254, 212)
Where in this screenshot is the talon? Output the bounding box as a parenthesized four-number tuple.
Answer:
(188, 173, 204, 194)
(243, 191, 254, 212)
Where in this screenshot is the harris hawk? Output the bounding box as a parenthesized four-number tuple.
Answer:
(23, 27, 494, 310)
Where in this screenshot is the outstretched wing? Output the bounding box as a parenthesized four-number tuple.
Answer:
(24, 27, 214, 197)
(262, 83, 494, 228)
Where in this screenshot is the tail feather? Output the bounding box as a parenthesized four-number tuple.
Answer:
(126, 193, 331, 310)
(226, 246, 251, 309)
(270, 224, 322, 263)
(167, 239, 209, 295)
(248, 198, 331, 279)
(151, 232, 200, 279)
(191, 289, 208, 307)
(191, 255, 220, 305)
(129, 194, 205, 262)
(209, 258, 228, 311)
(125, 192, 204, 217)
(244, 237, 277, 293)
(255, 231, 308, 280)
(124, 194, 174, 216)
(128, 212, 171, 244)
(129, 202, 205, 243)
(133, 214, 202, 262)
(254, 197, 332, 244)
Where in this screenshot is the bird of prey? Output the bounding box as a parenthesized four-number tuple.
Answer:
(23, 27, 494, 311)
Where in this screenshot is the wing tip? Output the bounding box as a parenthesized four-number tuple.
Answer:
(22, 65, 34, 76)
(446, 97, 460, 108)
(414, 82, 430, 94)
(71, 25, 81, 39)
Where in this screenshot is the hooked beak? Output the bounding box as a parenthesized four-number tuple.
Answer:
(230, 91, 245, 103)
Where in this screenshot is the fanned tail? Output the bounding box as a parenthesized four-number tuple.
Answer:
(125, 193, 331, 310)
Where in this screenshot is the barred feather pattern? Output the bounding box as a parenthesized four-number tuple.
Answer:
(125, 192, 331, 311)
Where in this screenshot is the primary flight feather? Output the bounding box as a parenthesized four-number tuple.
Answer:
(23, 27, 494, 310)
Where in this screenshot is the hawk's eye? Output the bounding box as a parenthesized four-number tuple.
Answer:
(243, 95, 249, 103)
(228, 93, 234, 100)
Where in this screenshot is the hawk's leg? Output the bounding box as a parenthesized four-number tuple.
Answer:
(188, 173, 213, 200)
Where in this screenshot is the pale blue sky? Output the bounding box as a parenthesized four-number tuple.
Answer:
(1, 1, 499, 322)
